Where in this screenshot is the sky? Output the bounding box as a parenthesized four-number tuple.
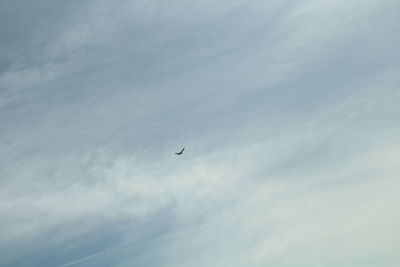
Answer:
(0, 0, 400, 266)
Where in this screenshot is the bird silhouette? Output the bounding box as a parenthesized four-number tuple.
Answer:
(175, 147, 185, 155)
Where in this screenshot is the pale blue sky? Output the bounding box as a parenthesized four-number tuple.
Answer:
(1, 0, 400, 266)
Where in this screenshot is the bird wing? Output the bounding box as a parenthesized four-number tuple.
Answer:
(175, 147, 185, 155)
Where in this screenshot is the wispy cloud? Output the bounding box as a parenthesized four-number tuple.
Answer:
(0, 0, 399, 266)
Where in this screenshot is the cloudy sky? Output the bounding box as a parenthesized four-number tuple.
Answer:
(1, 0, 400, 266)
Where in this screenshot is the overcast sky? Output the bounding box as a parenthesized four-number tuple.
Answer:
(1, 0, 400, 266)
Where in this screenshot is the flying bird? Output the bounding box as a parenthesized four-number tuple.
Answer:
(175, 147, 185, 155)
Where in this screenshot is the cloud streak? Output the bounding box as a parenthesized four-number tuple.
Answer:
(1, 0, 400, 266)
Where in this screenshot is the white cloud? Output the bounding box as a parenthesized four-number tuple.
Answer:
(1, 0, 400, 266)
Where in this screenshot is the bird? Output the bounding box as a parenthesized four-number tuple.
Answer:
(175, 147, 185, 155)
